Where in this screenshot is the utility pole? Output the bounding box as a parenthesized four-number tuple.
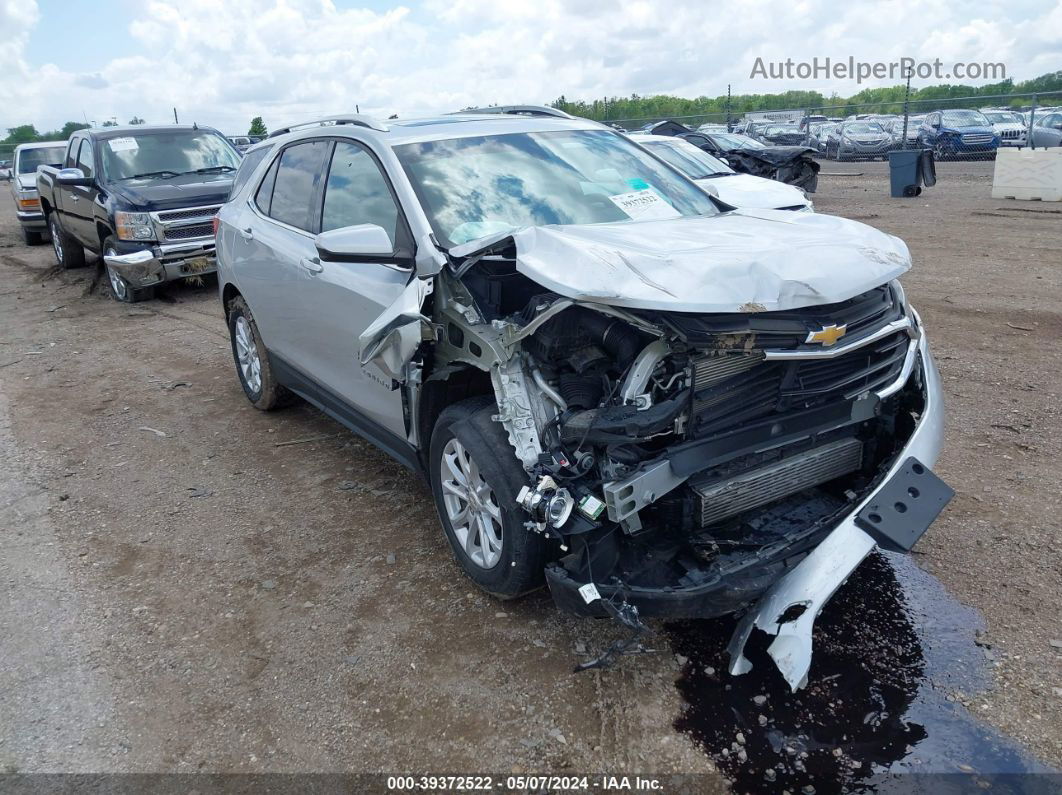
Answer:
(900, 65, 913, 150)
(1029, 94, 1037, 150)
(173, 107, 179, 124)
(726, 84, 732, 131)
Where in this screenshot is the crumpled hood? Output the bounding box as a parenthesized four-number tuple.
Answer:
(466, 211, 911, 313)
(696, 174, 808, 211)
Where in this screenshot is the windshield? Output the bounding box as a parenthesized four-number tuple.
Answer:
(395, 129, 718, 248)
(984, 112, 1021, 124)
(18, 146, 66, 174)
(100, 131, 241, 181)
(941, 110, 989, 128)
(844, 122, 885, 134)
(714, 133, 765, 149)
(643, 139, 732, 179)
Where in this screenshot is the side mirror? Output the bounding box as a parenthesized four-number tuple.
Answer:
(315, 223, 394, 261)
(56, 167, 94, 187)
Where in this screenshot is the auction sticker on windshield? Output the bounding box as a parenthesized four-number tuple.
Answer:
(108, 138, 139, 152)
(608, 189, 682, 221)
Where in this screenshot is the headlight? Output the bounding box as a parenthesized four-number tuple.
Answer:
(891, 279, 910, 316)
(115, 211, 155, 241)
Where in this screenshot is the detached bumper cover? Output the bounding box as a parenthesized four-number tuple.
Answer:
(103, 239, 217, 288)
(548, 333, 948, 688)
(726, 333, 946, 690)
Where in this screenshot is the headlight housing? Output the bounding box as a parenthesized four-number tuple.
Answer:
(115, 211, 155, 241)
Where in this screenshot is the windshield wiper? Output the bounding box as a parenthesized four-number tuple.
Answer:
(699, 172, 735, 179)
(119, 170, 182, 180)
(184, 166, 236, 175)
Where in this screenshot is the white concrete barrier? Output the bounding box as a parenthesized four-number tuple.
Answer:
(991, 146, 1062, 201)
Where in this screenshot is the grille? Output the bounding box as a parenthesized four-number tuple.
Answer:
(691, 437, 864, 527)
(663, 284, 902, 352)
(164, 223, 214, 240)
(690, 331, 910, 437)
(961, 134, 993, 144)
(157, 206, 221, 222)
(1000, 130, 1023, 140)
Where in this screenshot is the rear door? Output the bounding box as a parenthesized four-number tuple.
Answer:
(224, 140, 331, 364)
(291, 138, 413, 438)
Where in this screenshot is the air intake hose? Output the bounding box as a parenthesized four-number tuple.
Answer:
(580, 311, 641, 368)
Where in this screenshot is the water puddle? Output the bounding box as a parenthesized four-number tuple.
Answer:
(666, 552, 1057, 792)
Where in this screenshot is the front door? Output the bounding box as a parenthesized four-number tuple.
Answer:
(290, 139, 412, 439)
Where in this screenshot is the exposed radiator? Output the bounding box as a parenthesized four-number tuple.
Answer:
(691, 437, 863, 527)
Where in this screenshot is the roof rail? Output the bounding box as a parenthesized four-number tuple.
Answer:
(268, 114, 389, 138)
(453, 105, 576, 120)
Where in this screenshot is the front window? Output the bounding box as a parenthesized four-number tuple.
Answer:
(18, 146, 66, 174)
(644, 140, 732, 179)
(714, 133, 765, 150)
(984, 111, 1021, 125)
(843, 123, 885, 134)
(100, 131, 241, 181)
(395, 129, 717, 248)
(941, 110, 990, 129)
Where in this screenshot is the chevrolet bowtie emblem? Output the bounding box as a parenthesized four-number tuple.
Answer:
(805, 323, 848, 346)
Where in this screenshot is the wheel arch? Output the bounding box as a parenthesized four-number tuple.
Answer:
(417, 363, 494, 469)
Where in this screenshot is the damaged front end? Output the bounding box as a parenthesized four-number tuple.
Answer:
(414, 231, 951, 689)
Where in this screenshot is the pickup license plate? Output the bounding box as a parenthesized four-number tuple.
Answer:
(855, 457, 954, 552)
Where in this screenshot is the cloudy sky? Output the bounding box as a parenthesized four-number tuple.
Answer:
(2, 0, 1059, 135)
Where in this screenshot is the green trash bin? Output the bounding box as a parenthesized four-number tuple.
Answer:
(888, 148, 932, 197)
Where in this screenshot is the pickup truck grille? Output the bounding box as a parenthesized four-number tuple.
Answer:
(152, 204, 221, 243)
(157, 205, 222, 223)
(164, 223, 214, 240)
(690, 331, 910, 437)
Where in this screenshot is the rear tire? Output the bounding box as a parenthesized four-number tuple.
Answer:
(226, 295, 291, 410)
(49, 214, 85, 269)
(429, 398, 553, 599)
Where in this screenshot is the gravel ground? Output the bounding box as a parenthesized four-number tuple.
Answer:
(0, 159, 1059, 782)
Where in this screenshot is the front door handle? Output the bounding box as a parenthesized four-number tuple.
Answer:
(240, 227, 253, 241)
(69, 193, 79, 203)
(300, 257, 323, 274)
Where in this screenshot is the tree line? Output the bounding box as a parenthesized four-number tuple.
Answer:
(551, 70, 1062, 124)
(3, 116, 269, 148)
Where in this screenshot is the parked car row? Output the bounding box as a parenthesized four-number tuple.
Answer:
(6, 107, 951, 685)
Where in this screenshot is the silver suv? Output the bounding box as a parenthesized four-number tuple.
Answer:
(215, 110, 950, 687)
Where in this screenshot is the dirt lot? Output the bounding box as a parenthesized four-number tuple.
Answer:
(1, 160, 1060, 786)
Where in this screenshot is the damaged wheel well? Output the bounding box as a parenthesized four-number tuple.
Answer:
(417, 364, 494, 469)
(221, 282, 242, 315)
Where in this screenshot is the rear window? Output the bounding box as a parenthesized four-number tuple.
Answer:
(231, 145, 273, 198)
(17, 146, 66, 174)
(266, 141, 330, 231)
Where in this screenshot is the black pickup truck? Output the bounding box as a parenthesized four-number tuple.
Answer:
(37, 125, 241, 302)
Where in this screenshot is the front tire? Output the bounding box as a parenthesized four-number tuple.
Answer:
(226, 295, 290, 410)
(429, 399, 553, 599)
(103, 238, 155, 303)
(49, 214, 85, 269)
(22, 227, 43, 246)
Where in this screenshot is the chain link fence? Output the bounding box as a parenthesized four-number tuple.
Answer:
(593, 90, 1062, 162)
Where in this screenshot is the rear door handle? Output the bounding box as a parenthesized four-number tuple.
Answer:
(300, 257, 323, 273)
(240, 227, 253, 241)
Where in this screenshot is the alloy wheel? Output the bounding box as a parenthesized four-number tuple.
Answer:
(440, 437, 503, 569)
(104, 248, 128, 301)
(51, 218, 63, 263)
(234, 316, 262, 394)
